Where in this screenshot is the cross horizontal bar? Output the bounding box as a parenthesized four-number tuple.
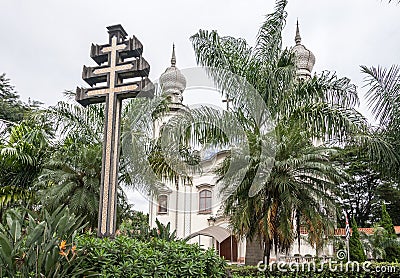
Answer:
(76, 77, 154, 106)
(90, 36, 144, 66)
(82, 57, 150, 87)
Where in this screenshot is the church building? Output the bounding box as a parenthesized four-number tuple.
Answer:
(148, 22, 332, 264)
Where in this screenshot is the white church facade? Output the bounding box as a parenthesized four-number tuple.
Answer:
(148, 23, 334, 264)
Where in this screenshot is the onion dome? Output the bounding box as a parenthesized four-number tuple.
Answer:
(159, 44, 186, 104)
(293, 20, 315, 79)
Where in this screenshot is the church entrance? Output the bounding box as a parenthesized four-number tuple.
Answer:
(217, 235, 238, 262)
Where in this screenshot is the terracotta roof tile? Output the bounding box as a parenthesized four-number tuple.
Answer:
(334, 226, 400, 236)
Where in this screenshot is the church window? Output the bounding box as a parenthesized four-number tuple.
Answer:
(199, 190, 212, 213)
(158, 195, 168, 214)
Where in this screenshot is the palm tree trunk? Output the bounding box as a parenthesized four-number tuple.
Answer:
(296, 211, 301, 254)
(264, 236, 271, 278)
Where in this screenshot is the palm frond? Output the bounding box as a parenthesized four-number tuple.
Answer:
(361, 65, 400, 127)
(254, 0, 288, 65)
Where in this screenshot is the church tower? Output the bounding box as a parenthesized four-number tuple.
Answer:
(150, 44, 189, 236)
(293, 20, 316, 80)
(159, 44, 187, 111)
(153, 45, 187, 139)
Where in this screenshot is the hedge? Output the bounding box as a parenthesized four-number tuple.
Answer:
(227, 263, 400, 278)
(76, 234, 226, 277)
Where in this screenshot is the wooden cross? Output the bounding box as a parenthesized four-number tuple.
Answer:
(76, 25, 153, 237)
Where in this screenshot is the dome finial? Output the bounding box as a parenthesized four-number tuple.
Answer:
(292, 20, 315, 80)
(295, 19, 301, 45)
(171, 43, 176, 66)
(160, 43, 186, 106)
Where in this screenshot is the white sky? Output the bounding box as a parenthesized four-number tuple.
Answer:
(1, 0, 399, 212)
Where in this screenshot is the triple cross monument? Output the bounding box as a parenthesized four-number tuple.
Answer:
(76, 25, 153, 237)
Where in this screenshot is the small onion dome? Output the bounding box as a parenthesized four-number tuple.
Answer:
(293, 20, 315, 79)
(159, 44, 186, 104)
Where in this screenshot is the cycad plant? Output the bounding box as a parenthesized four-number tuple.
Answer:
(37, 138, 102, 229)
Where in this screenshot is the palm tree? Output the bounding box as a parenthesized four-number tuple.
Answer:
(35, 100, 104, 228)
(0, 116, 52, 215)
(37, 139, 102, 228)
(189, 0, 371, 262)
(38, 95, 186, 229)
(37, 99, 139, 229)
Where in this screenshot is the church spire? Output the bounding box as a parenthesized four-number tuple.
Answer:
(295, 19, 301, 45)
(159, 43, 186, 106)
(292, 19, 315, 80)
(171, 43, 176, 66)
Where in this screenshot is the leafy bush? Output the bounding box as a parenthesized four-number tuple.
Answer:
(118, 211, 150, 241)
(120, 217, 178, 242)
(384, 245, 400, 263)
(77, 234, 226, 277)
(0, 207, 87, 277)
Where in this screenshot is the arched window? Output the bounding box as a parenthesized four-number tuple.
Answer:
(199, 190, 212, 213)
(158, 195, 168, 214)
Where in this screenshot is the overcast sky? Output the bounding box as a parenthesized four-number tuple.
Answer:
(1, 0, 399, 211)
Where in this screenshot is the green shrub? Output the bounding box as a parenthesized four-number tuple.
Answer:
(349, 217, 367, 262)
(385, 245, 400, 263)
(77, 234, 226, 277)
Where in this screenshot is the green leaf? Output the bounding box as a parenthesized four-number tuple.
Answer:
(0, 233, 13, 267)
(25, 221, 45, 246)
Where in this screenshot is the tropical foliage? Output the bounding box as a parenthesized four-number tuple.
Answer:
(337, 146, 393, 227)
(0, 207, 87, 277)
(0, 207, 225, 277)
(361, 65, 400, 180)
(0, 0, 399, 275)
(0, 73, 30, 124)
(349, 218, 367, 262)
(77, 235, 226, 277)
(0, 118, 52, 214)
(189, 0, 374, 262)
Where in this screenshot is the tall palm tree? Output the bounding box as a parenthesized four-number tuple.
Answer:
(189, 0, 372, 262)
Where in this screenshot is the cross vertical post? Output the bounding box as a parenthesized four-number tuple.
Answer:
(76, 25, 153, 237)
